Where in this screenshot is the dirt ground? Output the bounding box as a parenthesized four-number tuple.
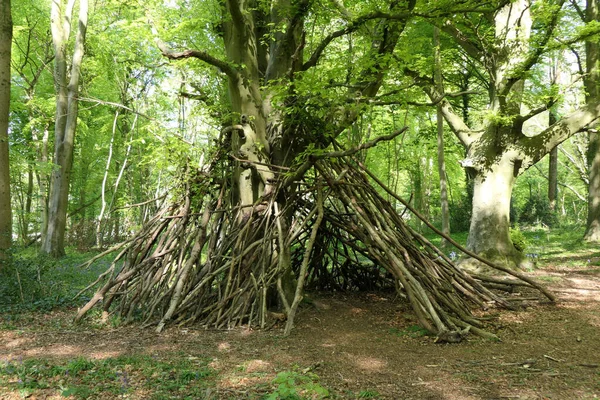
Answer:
(1, 266, 599, 399)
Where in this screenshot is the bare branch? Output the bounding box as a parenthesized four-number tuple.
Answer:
(516, 100, 557, 124)
(533, 164, 586, 201)
(420, 84, 476, 147)
(570, 0, 585, 21)
(77, 97, 196, 145)
(325, 127, 407, 158)
(160, 48, 238, 79)
(281, 128, 407, 189)
(370, 89, 481, 107)
(559, 146, 589, 184)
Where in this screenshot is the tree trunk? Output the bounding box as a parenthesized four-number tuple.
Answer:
(434, 27, 450, 246)
(96, 111, 118, 248)
(34, 125, 50, 244)
(0, 0, 12, 262)
(22, 166, 33, 243)
(548, 112, 558, 212)
(585, 129, 600, 240)
(42, 0, 88, 257)
(464, 155, 525, 270)
(584, 0, 600, 241)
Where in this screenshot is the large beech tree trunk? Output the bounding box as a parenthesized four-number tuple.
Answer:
(0, 0, 12, 262)
(465, 156, 525, 269)
(586, 129, 600, 241)
(42, 0, 88, 257)
(584, 0, 600, 242)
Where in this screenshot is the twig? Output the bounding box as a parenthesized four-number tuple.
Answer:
(543, 354, 563, 362)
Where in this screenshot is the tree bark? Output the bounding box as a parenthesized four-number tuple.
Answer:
(584, 0, 600, 242)
(0, 0, 12, 262)
(96, 111, 118, 248)
(36, 125, 50, 244)
(548, 111, 558, 212)
(42, 0, 88, 257)
(434, 27, 450, 246)
(463, 155, 526, 270)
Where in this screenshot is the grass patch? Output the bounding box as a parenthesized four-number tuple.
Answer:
(357, 389, 381, 398)
(0, 354, 214, 399)
(0, 247, 114, 315)
(424, 226, 600, 269)
(389, 325, 431, 338)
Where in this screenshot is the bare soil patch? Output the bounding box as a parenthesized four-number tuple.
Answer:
(1, 268, 599, 399)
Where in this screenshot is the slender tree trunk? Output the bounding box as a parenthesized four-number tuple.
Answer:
(96, 111, 118, 248)
(548, 111, 558, 212)
(22, 165, 33, 243)
(0, 0, 12, 262)
(412, 168, 424, 232)
(34, 125, 50, 244)
(434, 27, 450, 246)
(42, 0, 88, 256)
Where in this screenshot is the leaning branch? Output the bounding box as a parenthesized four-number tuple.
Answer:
(520, 100, 600, 167)
(515, 100, 557, 125)
(324, 127, 407, 158)
(420, 84, 476, 147)
(159, 48, 238, 79)
(559, 145, 589, 184)
(369, 89, 481, 107)
(302, 11, 410, 71)
(147, 12, 238, 79)
(439, 22, 484, 61)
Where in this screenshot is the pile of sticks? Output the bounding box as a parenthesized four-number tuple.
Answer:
(75, 148, 554, 342)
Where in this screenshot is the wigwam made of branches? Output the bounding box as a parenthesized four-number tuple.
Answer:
(75, 133, 554, 343)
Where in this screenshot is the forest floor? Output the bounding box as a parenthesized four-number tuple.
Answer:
(1, 235, 600, 399)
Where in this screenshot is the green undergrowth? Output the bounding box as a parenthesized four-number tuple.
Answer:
(0, 354, 215, 399)
(265, 369, 329, 399)
(0, 354, 338, 399)
(425, 226, 600, 269)
(0, 247, 114, 314)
